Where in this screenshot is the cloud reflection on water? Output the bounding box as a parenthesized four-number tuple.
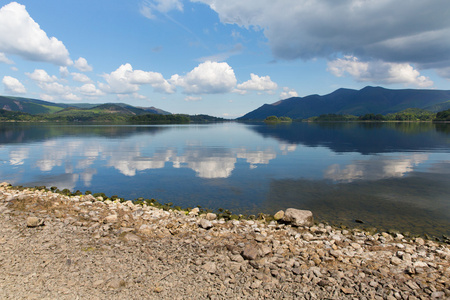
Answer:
(5, 140, 279, 184)
(324, 154, 428, 182)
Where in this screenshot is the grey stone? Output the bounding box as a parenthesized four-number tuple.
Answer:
(104, 214, 118, 223)
(26, 217, 44, 227)
(405, 280, 420, 290)
(199, 219, 213, 229)
(341, 287, 354, 294)
(431, 291, 445, 299)
(329, 249, 343, 258)
(415, 237, 425, 245)
(206, 213, 217, 221)
(255, 235, 266, 242)
(390, 256, 402, 266)
(189, 207, 200, 216)
(123, 233, 142, 243)
(241, 244, 259, 260)
(203, 262, 217, 274)
(107, 278, 125, 289)
(282, 208, 314, 227)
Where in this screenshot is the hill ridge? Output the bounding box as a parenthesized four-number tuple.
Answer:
(0, 95, 171, 116)
(239, 86, 450, 120)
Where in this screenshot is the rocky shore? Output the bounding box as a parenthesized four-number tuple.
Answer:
(0, 183, 449, 299)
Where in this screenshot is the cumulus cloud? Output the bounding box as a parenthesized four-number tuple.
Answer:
(36, 81, 81, 101)
(26, 69, 58, 82)
(327, 56, 433, 88)
(193, 0, 450, 72)
(71, 72, 92, 83)
(0, 52, 14, 64)
(0, 2, 72, 66)
(279, 87, 298, 99)
(74, 57, 93, 72)
(59, 66, 69, 78)
(78, 83, 104, 97)
(2, 75, 26, 94)
(236, 73, 277, 94)
(99, 63, 175, 95)
(39, 82, 70, 95)
(62, 93, 81, 101)
(171, 61, 237, 94)
(140, 0, 183, 19)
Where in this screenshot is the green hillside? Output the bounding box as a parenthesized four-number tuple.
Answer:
(0, 95, 171, 117)
(0, 96, 68, 114)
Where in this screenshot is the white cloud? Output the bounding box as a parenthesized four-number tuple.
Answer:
(71, 72, 92, 83)
(78, 83, 104, 97)
(40, 94, 54, 101)
(193, 0, 450, 72)
(39, 82, 70, 95)
(59, 66, 69, 78)
(63, 93, 81, 101)
(36, 81, 81, 101)
(171, 61, 237, 94)
(279, 87, 298, 99)
(2, 75, 26, 94)
(0, 2, 72, 66)
(99, 64, 146, 94)
(140, 0, 183, 19)
(185, 96, 202, 102)
(74, 57, 93, 72)
(0, 52, 14, 64)
(236, 73, 277, 94)
(26, 69, 58, 82)
(327, 56, 433, 88)
(99, 63, 175, 95)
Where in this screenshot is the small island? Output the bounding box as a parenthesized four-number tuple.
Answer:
(264, 116, 293, 124)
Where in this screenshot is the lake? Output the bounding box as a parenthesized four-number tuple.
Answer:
(1, 122, 449, 239)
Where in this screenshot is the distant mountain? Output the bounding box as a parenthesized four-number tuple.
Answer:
(238, 86, 450, 120)
(136, 106, 171, 115)
(0, 95, 171, 116)
(0, 95, 69, 114)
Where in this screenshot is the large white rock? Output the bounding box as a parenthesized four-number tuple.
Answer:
(282, 208, 314, 227)
(199, 219, 213, 229)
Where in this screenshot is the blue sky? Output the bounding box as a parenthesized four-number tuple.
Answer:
(1, 0, 450, 117)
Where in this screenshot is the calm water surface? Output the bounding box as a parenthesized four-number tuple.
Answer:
(1, 122, 449, 238)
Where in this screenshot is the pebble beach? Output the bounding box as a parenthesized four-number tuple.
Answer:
(0, 182, 449, 299)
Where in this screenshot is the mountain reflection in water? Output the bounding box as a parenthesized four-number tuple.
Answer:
(0, 122, 448, 238)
